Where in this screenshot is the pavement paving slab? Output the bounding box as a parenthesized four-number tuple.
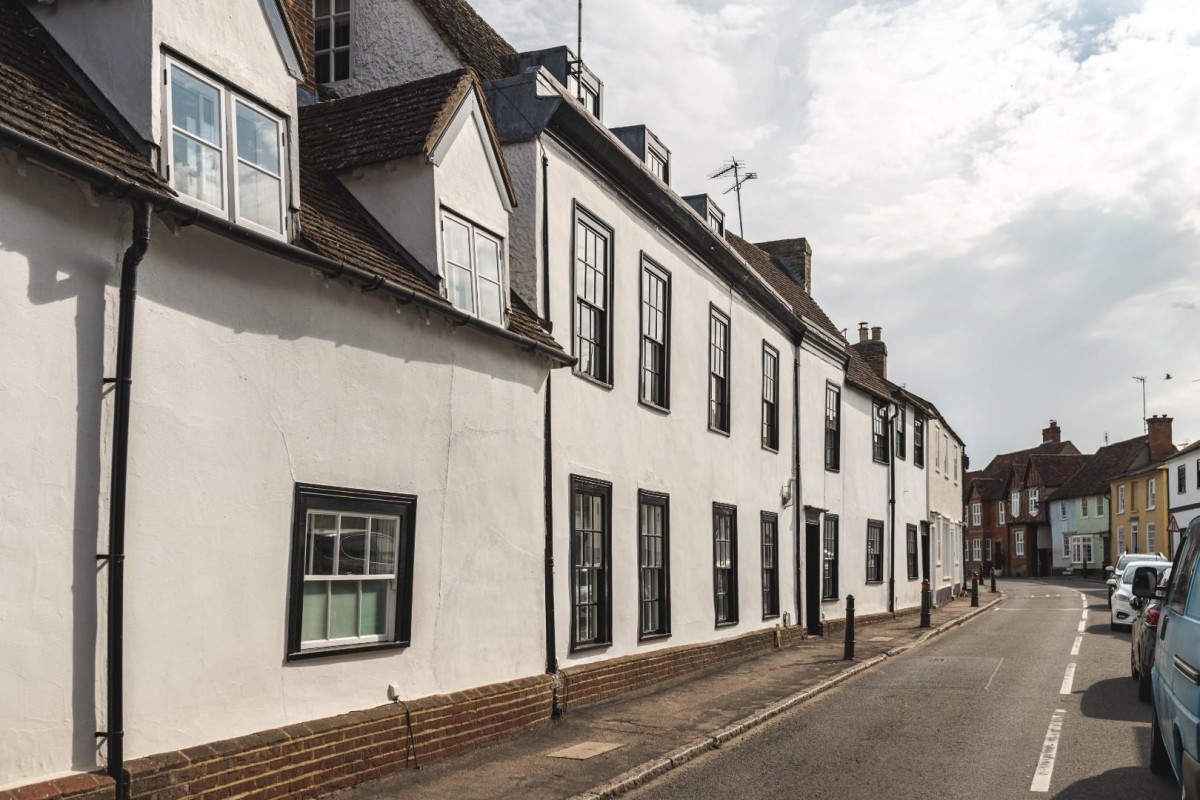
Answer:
(329, 589, 1006, 800)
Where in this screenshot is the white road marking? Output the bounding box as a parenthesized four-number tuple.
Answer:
(1077, 620, 1086, 632)
(985, 657, 1005, 691)
(1081, 610, 1088, 620)
(1070, 636, 1082, 656)
(1031, 710, 1067, 792)
(1060, 663, 1076, 695)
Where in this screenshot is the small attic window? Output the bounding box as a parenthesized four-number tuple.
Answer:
(567, 66, 602, 120)
(707, 211, 723, 235)
(647, 146, 668, 184)
(314, 0, 352, 83)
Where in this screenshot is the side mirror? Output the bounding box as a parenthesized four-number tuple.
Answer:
(1130, 596, 1143, 611)
(1132, 566, 1159, 599)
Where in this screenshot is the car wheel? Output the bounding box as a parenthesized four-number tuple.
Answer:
(1139, 671, 1152, 702)
(1150, 708, 1172, 776)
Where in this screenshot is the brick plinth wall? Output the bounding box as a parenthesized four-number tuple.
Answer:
(558, 624, 808, 712)
(818, 604, 921, 636)
(0, 676, 553, 800)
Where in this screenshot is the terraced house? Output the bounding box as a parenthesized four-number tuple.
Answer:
(0, 0, 966, 797)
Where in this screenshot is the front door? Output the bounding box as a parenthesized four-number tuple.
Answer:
(805, 520, 821, 635)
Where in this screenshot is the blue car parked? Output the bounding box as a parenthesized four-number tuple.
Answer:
(1135, 517, 1200, 798)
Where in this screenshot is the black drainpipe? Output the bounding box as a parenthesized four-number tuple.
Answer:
(543, 372, 559, 705)
(101, 200, 152, 799)
(541, 151, 552, 329)
(792, 355, 802, 626)
(887, 402, 897, 615)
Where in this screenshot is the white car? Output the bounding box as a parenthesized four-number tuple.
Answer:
(1111, 560, 1171, 631)
(1107, 552, 1167, 607)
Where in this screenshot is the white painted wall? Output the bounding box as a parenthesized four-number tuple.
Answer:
(530, 136, 797, 665)
(893, 401, 928, 611)
(1167, 448, 1200, 554)
(0, 162, 554, 783)
(926, 416, 964, 596)
(837, 387, 892, 617)
(333, 0, 462, 96)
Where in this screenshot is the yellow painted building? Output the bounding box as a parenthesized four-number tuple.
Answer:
(1108, 415, 1176, 564)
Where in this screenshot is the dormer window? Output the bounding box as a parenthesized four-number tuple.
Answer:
(647, 146, 668, 183)
(572, 74, 601, 119)
(167, 60, 286, 236)
(314, 0, 352, 83)
(683, 194, 725, 237)
(707, 212, 723, 235)
(441, 210, 504, 325)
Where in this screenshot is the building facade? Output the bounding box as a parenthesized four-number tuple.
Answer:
(1166, 440, 1200, 556)
(1109, 416, 1177, 562)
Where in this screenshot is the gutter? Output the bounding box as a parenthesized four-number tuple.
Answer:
(888, 404, 897, 615)
(0, 124, 574, 367)
(792, 356, 802, 627)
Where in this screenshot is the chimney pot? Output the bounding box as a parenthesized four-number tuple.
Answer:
(1042, 420, 1061, 444)
(858, 322, 869, 343)
(871, 326, 882, 341)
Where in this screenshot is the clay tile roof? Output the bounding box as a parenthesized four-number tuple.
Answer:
(724, 232, 843, 342)
(971, 477, 1006, 502)
(1029, 453, 1090, 488)
(299, 69, 476, 172)
(980, 440, 1079, 482)
(409, 0, 517, 82)
(1049, 435, 1147, 500)
(299, 168, 559, 351)
(0, 1, 167, 191)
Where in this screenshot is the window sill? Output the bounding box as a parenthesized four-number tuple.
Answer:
(715, 619, 739, 628)
(708, 425, 731, 438)
(865, 580, 884, 585)
(638, 398, 671, 416)
(762, 444, 780, 454)
(825, 465, 840, 473)
(822, 597, 840, 603)
(573, 370, 613, 391)
(569, 640, 613, 653)
(638, 631, 672, 643)
(287, 639, 409, 662)
(762, 612, 781, 621)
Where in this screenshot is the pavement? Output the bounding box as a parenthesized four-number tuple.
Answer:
(330, 588, 1004, 800)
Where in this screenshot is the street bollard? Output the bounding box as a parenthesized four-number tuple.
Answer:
(920, 579, 931, 628)
(970, 572, 979, 608)
(843, 594, 856, 660)
(990, 567, 997, 594)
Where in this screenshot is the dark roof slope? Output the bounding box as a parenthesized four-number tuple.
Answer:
(299, 169, 558, 351)
(0, 1, 167, 191)
(410, 0, 516, 82)
(1049, 435, 1147, 500)
(980, 440, 1079, 481)
(1029, 453, 1090, 488)
(299, 69, 475, 171)
(971, 477, 1006, 502)
(724, 232, 843, 341)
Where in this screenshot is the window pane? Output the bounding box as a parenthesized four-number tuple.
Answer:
(236, 164, 282, 232)
(444, 218, 471, 267)
(334, 50, 351, 81)
(301, 582, 328, 641)
(235, 102, 280, 174)
(334, 14, 351, 47)
(478, 279, 503, 325)
(475, 235, 501, 283)
(360, 581, 388, 636)
(338, 516, 368, 575)
(329, 582, 359, 639)
(334, 0, 350, 13)
(308, 513, 338, 575)
(172, 133, 224, 208)
(315, 0, 331, 17)
(369, 517, 398, 575)
(171, 68, 220, 144)
(450, 264, 475, 314)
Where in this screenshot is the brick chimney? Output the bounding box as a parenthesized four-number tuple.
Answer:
(1147, 415, 1175, 462)
(850, 323, 887, 380)
(755, 238, 813, 295)
(1042, 420, 1061, 444)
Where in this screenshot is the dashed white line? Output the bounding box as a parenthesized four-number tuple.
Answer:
(1031, 710, 1067, 792)
(1081, 610, 1088, 620)
(1070, 636, 1082, 656)
(985, 657, 1005, 691)
(1077, 619, 1086, 632)
(1060, 663, 1076, 695)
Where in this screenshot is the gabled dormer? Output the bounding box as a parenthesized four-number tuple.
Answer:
(32, 0, 305, 239)
(300, 69, 518, 327)
(683, 194, 725, 236)
(508, 47, 603, 121)
(611, 125, 669, 184)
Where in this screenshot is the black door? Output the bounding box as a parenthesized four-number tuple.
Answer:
(805, 520, 821, 635)
(920, 522, 931, 582)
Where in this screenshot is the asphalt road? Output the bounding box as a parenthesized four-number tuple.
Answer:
(629, 578, 1178, 800)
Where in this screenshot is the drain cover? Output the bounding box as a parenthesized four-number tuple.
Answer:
(547, 742, 624, 760)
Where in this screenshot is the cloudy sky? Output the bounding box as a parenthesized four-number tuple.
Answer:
(474, 0, 1200, 463)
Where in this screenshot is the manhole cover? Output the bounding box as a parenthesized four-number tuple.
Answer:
(547, 742, 624, 760)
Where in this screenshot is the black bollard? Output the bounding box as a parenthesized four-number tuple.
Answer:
(843, 594, 856, 660)
(990, 567, 997, 594)
(920, 579, 932, 628)
(971, 572, 979, 608)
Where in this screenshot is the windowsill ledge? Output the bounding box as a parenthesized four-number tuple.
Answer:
(287, 639, 409, 662)
(573, 370, 614, 391)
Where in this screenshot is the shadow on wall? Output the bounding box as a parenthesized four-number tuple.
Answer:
(3, 171, 126, 771)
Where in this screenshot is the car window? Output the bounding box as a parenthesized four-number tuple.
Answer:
(1167, 524, 1200, 617)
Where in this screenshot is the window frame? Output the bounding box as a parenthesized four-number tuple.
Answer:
(985, 538, 993, 561)
(638, 256, 671, 411)
(906, 524, 918, 579)
(822, 515, 839, 600)
(708, 306, 732, 435)
(1029, 487, 1040, 515)
(871, 401, 889, 464)
(164, 56, 288, 239)
(570, 475, 613, 651)
(440, 208, 507, 325)
(824, 383, 841, 471)
(998, 501, 1006, 525)
(1015, 529, 1025, 556)
(1011, 491, 1020, 517)
(972, 538, 982, 562)
(637, 490, 671, 640)
(913, 414, 925, 468)
(761, 512, 780, 619)
(1147, 521, 1157, 554)
(286, 483, 416, 661)
(313, 0, 354, 84)
(713, 504, 739, 626)
(571, 204, 615, 387)
(895, 406, 906, 460)
(646, 145, 669, 184)
(866, 520, 884, 583)
(1180, 464, 1187, 495)
(761, 342, 780, 452)
(1118, 484, 1126, 514)
(971, 502, 981, 527)
(1148, 477, 1157, 510)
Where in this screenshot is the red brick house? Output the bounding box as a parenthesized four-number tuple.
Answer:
(1002, 453, 1089, 576)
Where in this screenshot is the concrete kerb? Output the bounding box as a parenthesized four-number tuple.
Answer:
(571, 593, 1005, 800)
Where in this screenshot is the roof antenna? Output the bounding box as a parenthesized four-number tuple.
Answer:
(573, 0, 584, 104)
(709, 157, 757, 237)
